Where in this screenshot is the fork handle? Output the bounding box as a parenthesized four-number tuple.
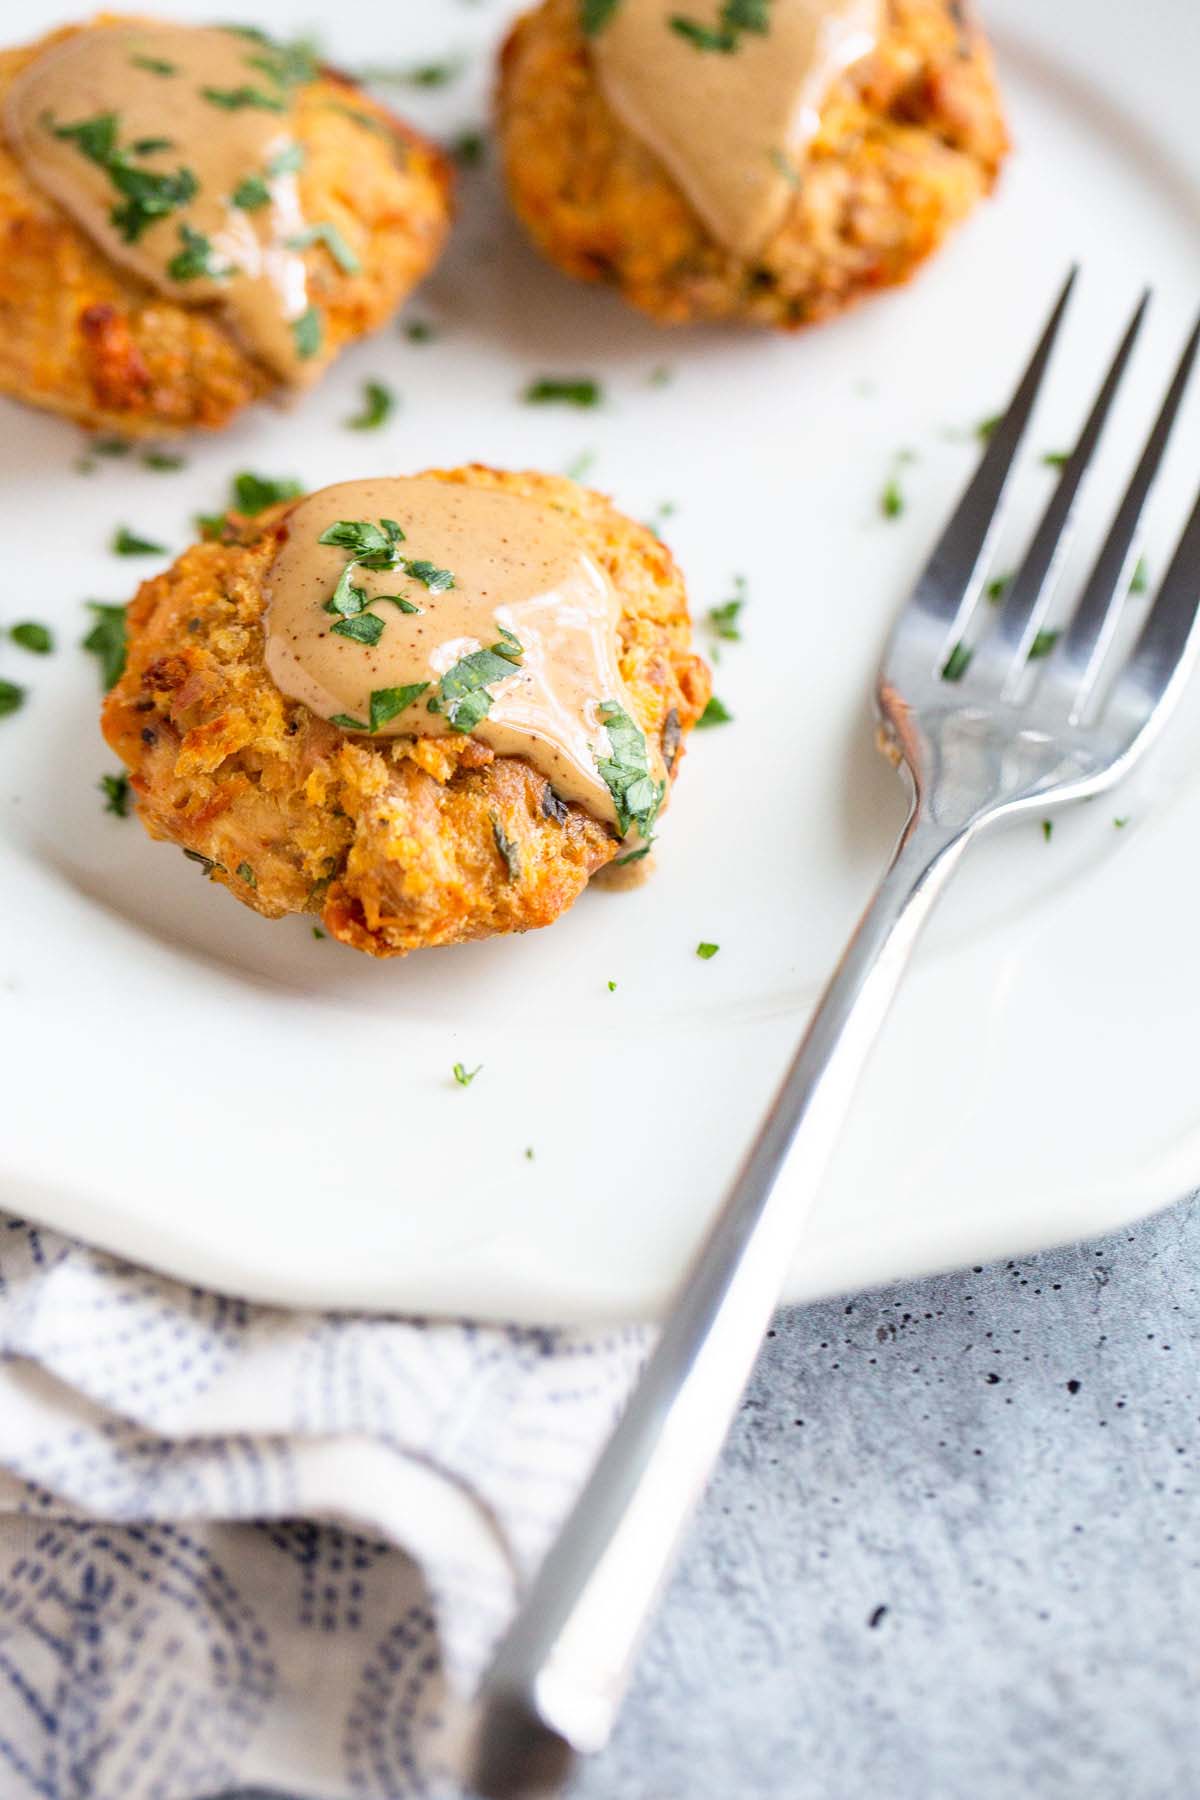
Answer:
(469, 807, 973, 1800)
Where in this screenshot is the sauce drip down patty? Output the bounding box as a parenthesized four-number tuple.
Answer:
(4, 22, 327, 382)
(589, 0, 881, 258)
(264, 478, 667, 841)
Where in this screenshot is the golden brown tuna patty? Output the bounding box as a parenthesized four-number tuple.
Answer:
(0, 16, 452, 436)
(496, 0, 1008, 329)
(101, 465, 712, 958)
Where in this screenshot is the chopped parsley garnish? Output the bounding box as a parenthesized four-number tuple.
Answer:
(312, 926, 326, 938)
(201, 83, 286, 111)
(287, 221, 361, 274)
(330, 611, 385, 645)
(82, 602, 127, 688)
(452, 1061, 481, 1087)
(0, 679, 25, 719)
(1130, 555, 1150, 594)
(363, 57, 464, 88)
(1114, 816, 1129, 829)
(451, 130, 485, 167)
(695, 694, 733, 727)
(523, 376, 602, 408)
(1042, 450, 1069, 469)
(328, 713, 368, 731)
(985, 572, 1011, 602)
(880, 476, 905, 519)
(325, 560, 368, 618)
(345, 379, 395, 430)
(670, 16, 738, 50)
(429, 640, 522, 733)
(231, 173, 271, 210)
(977, 414, 1002, 442)
(234, 471, 304, 514)
(1041, 819, 1053, 842)
(375, 594, 422, 615)
(112, 526, 166, 556)
(241, 32, 319, 92)
(405, 559, 455, 593)
(131, 136, 173, 155)
(405, 319, 436, 343)
(1028, 628, 1060, 660)
(648, 365, 673, 386)
(142, 449, 186, 471)
(237, 861, 257, 886)
(319, 517, 406, 564)
(708, 575, 746, 641)
(581, 0, 623, 31)
(131, 54, 177, 75)
(167, 224, 227, 282)
(607, 980, 617, 992)
(490, 812, 521, 881)
(50, 112, 197, 243)
(941, 641, 972, 682)
(100, 772, 131, 817)
(11, 622, 53, 654)
(292, 306, 322, 360)
(269, 142, 305, 176)
(696, 941, 720, 960)
(369, 683, 430, 732)
(595, 701, 664, 840)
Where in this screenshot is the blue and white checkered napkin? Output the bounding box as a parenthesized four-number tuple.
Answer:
(0, 1217, 649, 1799)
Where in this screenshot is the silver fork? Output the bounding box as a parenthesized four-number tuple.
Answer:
(468, 271, 1200, 1800)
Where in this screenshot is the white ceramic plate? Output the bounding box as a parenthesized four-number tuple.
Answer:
(3, 0, 1199, 1322)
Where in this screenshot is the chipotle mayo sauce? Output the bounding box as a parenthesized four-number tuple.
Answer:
(590, 0, 880, 258)
(264, 478, 666, 838)
(4, 22, 326, 382)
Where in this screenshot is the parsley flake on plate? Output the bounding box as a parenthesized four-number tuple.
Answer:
(112, 525, 166, 556)
(235, 470, 304, 514)
(0, 678, 25, 719)
(453, 1061, 482, 1087)
(237, 861, 257, 886)
(11, 622, 53, 655)
(695, 694, 733, 728)
(130, 54, 177, 76)
(99, 771, 131, 817)
(404, 319, 436, 343)
(708, 575, 746, 642)
(1028, 628, 1060, 661)
(941, 642, 972, 683)
(523, 376, 602, 408)
(369, 683, 430, 732)
(345, 379, 395, 431)
(696, 941, 720, 960)
(451, 130, 485, 167)
(82, 602, 127, 688)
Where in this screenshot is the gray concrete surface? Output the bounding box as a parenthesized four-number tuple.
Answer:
(574, 1195, 1200, 1800)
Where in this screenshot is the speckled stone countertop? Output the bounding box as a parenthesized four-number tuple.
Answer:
(574, 1195, 1200, 1800)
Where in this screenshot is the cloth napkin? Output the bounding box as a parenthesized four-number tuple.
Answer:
(0, 1215, 650, 1800)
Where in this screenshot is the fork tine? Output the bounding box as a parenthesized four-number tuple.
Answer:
(975, 291, 1151, 687)
(906, 266, 1077, 640)
(1109, 481, 1200, 736)
(1059, 310, 1200, 709)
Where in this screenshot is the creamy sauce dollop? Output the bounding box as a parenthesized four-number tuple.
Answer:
(264, 478, 663, 836)
(4, 23, 323, 382)
(591, 0, 881, 258)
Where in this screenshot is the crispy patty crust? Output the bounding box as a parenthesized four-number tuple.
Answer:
(0, 16, 452, 436)
(102, 466, 712, 957)
(497, 0, 1008, 328)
